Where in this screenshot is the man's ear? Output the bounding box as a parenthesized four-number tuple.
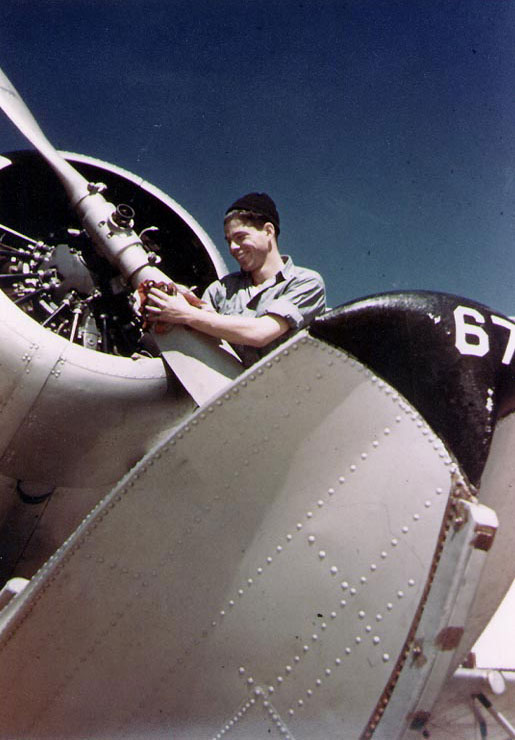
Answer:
(264, 221, 276, 239)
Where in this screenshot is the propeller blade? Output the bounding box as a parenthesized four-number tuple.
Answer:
(0, 66, 88, 203)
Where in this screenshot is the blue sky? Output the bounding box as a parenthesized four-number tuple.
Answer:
(1, 0, 515, 313)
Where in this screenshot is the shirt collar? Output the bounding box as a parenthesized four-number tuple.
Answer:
(240, 255, 294, 282)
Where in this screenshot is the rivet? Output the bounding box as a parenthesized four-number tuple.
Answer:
(312, 634, 318, 641)
(325, 668, 332, 676)
(328, 488, 335, 495)
(257, 567, 263, 574)
(247, 578, 253, 586)
(319, 550, 326, 559)
(425, 500, 432, 508)
(383, 653, 390, 662)
(294, 655, 300, 663)
(276, 545, 283, 553)
(267, 557, 273, 564)
(397, 591, 404, 598)
(436, 487, 443, 495)
(402, 526, 409, 533)
(355, 637, 362, 644)
(297, 699, 304, 707)
(361, 453, 368, 460)
(229, 600, 235, 607)
(330, 566, 338, 575)
(315, 678, 322, 686)
(330, 611, 337, 619)
(373, 636, 380, 644)
(286, 534, 293, 542)
(219, 610, 225, 617)
(285, 665, 292, 673)
(247, 677, 254, 685)
(239, 667, 245, 674)
(296, 523, 303, 530)
(238, 589, 244, 596)
(366, 625, 372, 633)
(277, 676, 284, 683)
(321, 622, 327, 630)
(413, 514, 420, 521)
(391, 538, 398, 546)
(341, 581, 348, 590)
(288, 709, 294, 716)
(408, 579, 415, 587)
(339, 476, 345, 484)
(340, 599, 347, 607)
(307, 689, 313, 696)
(376, 614, 383, 621)
(345, 647, 352, 654)
(306, 511, 313, 519)
(360, 576, 367, 584)
(384, 428, 391, 435)
(317, 499, 324, 507)
(387, 603, 393, 610)
(350, 587, 357, 595)
(268, 686, 274, 694)
(303, 645, 309, 652)
(373, 440, 379, 448)
(370, 564, 377, 571)
(395, 416, 401, 423)
(350, 464, 357, 472)
(358, 610, 366, 619)
(335, 658, 341, 666)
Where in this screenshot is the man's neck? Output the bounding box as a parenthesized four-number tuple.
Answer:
(251, 252, 285, 286)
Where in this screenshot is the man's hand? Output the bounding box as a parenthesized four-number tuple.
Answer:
(145, 286, 197, 326)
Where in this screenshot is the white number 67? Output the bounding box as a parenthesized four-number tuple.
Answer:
(454, 306, 515, 365)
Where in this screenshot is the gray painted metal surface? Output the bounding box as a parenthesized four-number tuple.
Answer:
(0, 289, 195, 487)
(0, 333, 466, 738)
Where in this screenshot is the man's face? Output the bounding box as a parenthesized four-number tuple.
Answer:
(224, 217, 273, 274)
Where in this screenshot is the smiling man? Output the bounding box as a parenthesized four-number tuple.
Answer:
(145, 192, 326, 367)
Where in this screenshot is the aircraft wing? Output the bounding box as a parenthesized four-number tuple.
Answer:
(0, 313, 513, 739)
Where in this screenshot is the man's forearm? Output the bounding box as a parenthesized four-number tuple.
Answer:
(186, 308, 289, 347)
(145, 287, 289, 347)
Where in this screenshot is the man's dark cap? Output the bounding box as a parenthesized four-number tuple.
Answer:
(225, 192, 280, 235)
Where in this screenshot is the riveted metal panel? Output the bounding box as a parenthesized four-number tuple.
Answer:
(0, 290, 196, 487)
(0, 290, 66, 457)
(0, 334, 458, 739)
(375, 500, 498, 739)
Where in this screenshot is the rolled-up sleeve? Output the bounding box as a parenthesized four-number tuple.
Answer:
(260, 273, 326, 330)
